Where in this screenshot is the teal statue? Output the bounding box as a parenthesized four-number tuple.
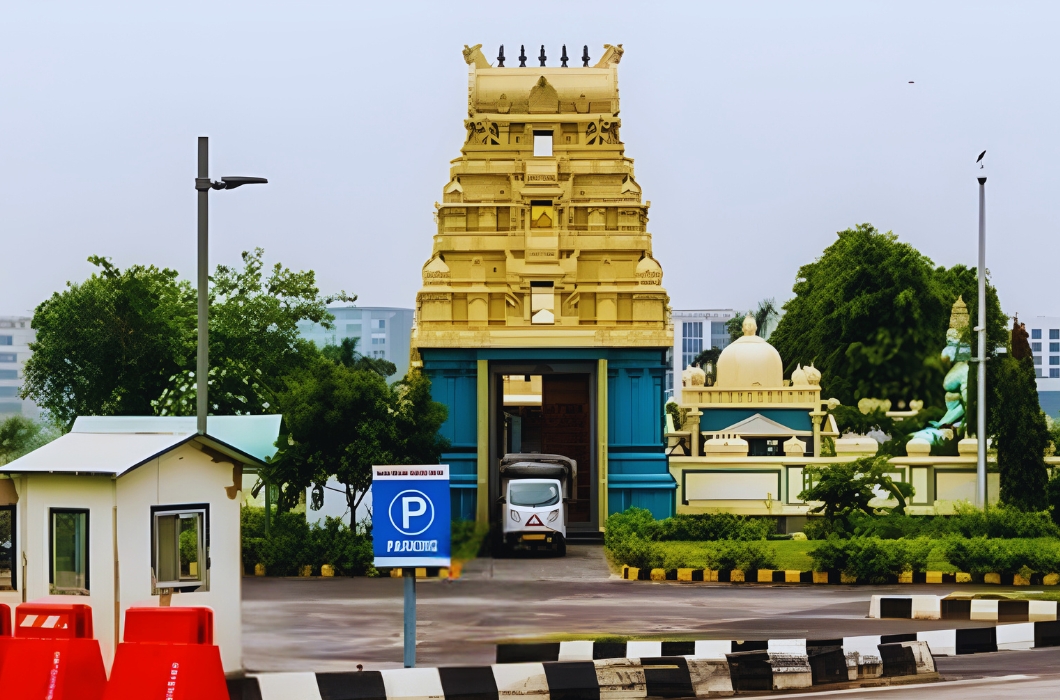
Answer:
(910, 297, 971, 445)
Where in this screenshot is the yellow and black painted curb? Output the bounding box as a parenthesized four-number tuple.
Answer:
(619, 565, 1060, 586)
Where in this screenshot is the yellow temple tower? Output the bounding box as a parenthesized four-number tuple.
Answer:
(413, 44, 675, 532)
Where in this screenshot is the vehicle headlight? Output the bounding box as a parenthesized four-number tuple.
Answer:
(510, 510, 520, 522)
(547, 509, 559, 522)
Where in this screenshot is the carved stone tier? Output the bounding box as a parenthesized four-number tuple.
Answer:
(413, 44, 671, 351)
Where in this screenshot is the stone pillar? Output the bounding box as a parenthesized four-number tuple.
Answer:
(686, 408, 703, 457)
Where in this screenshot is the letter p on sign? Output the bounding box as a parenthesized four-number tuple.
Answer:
(402, 496, 426, 530)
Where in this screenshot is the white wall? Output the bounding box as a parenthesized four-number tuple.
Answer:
(16, 474, 118, 665)
(116, 442, 243, 673)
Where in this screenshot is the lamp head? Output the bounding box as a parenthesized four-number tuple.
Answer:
(219, 176, 268, 190)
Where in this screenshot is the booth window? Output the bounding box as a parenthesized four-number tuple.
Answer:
(152, 504, 209, 591)
(50, 508, 88, 595)
(0, 505, 15, 591)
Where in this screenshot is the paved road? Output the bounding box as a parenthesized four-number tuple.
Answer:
(766, 671, 1060, 697)
(242, 544, 1057, 676)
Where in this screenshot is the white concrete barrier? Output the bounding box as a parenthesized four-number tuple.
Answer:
(491, 662, 549, 700)
(970, 599, 998, 621)
(693, 639, 733, 659)
(768, 653, 813, 690)
(917, 629, 957, 656)
(996, 622, 1036, 651)
(381, 668, 445, 700)
(593, 658, 646, 700)
(254, 672, 323, 700)
(1029, 600, 1058, 621)
(842, 635, 883, 679)
(558, 640, 594, 661)
(767, 638, 806, 655)
(624, 641, 662, 658)
(686, 658, 734, 695)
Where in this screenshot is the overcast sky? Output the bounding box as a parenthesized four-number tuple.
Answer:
(2, 2, 1057, 321)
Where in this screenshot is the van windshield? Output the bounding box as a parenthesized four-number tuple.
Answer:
(509, 482, 560, 508)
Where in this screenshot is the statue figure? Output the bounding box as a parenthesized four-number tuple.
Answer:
(909, 296, 971, 446)
(462, 44, 491, 68)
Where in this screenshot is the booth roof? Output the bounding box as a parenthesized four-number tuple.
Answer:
(0, 415, 281, 477)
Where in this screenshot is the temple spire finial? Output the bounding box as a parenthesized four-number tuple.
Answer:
(539, 45, 547, 67)
(497, 45, 505, 67)
(561, 45, 569, 67)
(518, 45, 527, 67)
(582, 45, 590, 67)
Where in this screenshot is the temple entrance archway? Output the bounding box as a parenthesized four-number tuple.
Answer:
(489, 362, 598, 532)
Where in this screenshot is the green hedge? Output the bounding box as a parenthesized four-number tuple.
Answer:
(605, 508, 777, 570)
(803, 503, 1060, 540)
(809, 537, 934, 584)
(943, 537, 1060, 578)
(241, 507, 374, 576)
(606, 507, 775, 543)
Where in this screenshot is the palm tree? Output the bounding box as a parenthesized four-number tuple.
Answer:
(727, 298, 780, 342)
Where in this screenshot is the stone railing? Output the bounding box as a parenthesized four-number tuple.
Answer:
(681, 385, 821, 408)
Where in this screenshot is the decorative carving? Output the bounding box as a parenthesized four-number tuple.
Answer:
(593, 43, 624, 67)
(462, 44, 491, 68)
(497, 94, 511, 114)
(466, 119, 500, 145)
(529, 76, 559, 113)
(575, 94, 589, 113)
(585, 119, 619, 145)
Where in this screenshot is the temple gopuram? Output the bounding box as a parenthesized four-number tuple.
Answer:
(411, 44, 674, 533)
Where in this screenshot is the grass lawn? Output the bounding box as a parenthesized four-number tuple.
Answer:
(650, 539, 959, 572)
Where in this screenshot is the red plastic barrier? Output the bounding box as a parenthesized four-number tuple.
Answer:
(104, 606, 227, 700)
(0, 602, 107, 700)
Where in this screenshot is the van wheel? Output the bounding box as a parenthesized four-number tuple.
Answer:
(555, 537, 566, 557)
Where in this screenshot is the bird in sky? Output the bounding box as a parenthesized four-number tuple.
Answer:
(977, 150, 987, 169)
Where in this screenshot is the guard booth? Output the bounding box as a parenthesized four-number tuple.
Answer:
(412, 44, 675, 534)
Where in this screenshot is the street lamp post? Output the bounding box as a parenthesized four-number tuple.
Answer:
(976, 174, 987, 509)
(194, 136, 267, 435)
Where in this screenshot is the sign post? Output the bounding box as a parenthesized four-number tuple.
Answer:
(372, 465, 450, 668)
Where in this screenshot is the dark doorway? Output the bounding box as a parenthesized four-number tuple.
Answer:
(541, 375, 591, 523)
(492, 364, 596, 530)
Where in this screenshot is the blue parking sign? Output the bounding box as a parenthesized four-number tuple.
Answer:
(372, 465, 451, 568)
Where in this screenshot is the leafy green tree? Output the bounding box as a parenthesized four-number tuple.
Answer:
(799, 456, 915, 531)
(262, 354, 449, 517)
(993, 318, 1050, 510)
(0, 415, 60, 466)
(770, 224, 996, 407)
(21, 257, 195, 427)
(153, 248, 352, 416)
(320, 337, 396, 378)
(726, 298, 779, 342)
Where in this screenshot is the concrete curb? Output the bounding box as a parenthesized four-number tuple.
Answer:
(871, 595, 1059, 622)
(619, 565, 1060, 585)
(228, 648, 937, 699)
(495, 619, 1060, 666)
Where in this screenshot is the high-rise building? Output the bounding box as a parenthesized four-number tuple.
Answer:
(1026, 315, 1060, 418)
(667, 309, 738, 400)
(298, 306, 414, 380)
(0, 316, 39, 419)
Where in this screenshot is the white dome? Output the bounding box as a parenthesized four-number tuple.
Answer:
(715, 316, 784, 388)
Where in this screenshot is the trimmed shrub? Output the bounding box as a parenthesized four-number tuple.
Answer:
(451, 520, 490, 560)
(803, 504, 1060, 541)
(943, 537, 1060, 578)
(605, 507, 774, 543)
(809, 537, 934, 583)
(241, 507, 374, 576)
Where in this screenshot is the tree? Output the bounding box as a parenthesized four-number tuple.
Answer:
(799, 456, 915, 530)
(153, 248, 353, 417)
(726, 298, 779, 342)
(0, 415, 60, 466)
(263, 355, 449, 517)
(22, 257, 195, 427)
(320, 337, 397, 378)
(772, 224, 969, 407)
(993, 318, 1050, 510)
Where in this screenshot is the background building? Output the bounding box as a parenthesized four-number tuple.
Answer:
(1027, 315, 1060, 418)
(298, 306, 414, 380)
(0, 316, 39, 419)
(667, 309, 737, 400)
